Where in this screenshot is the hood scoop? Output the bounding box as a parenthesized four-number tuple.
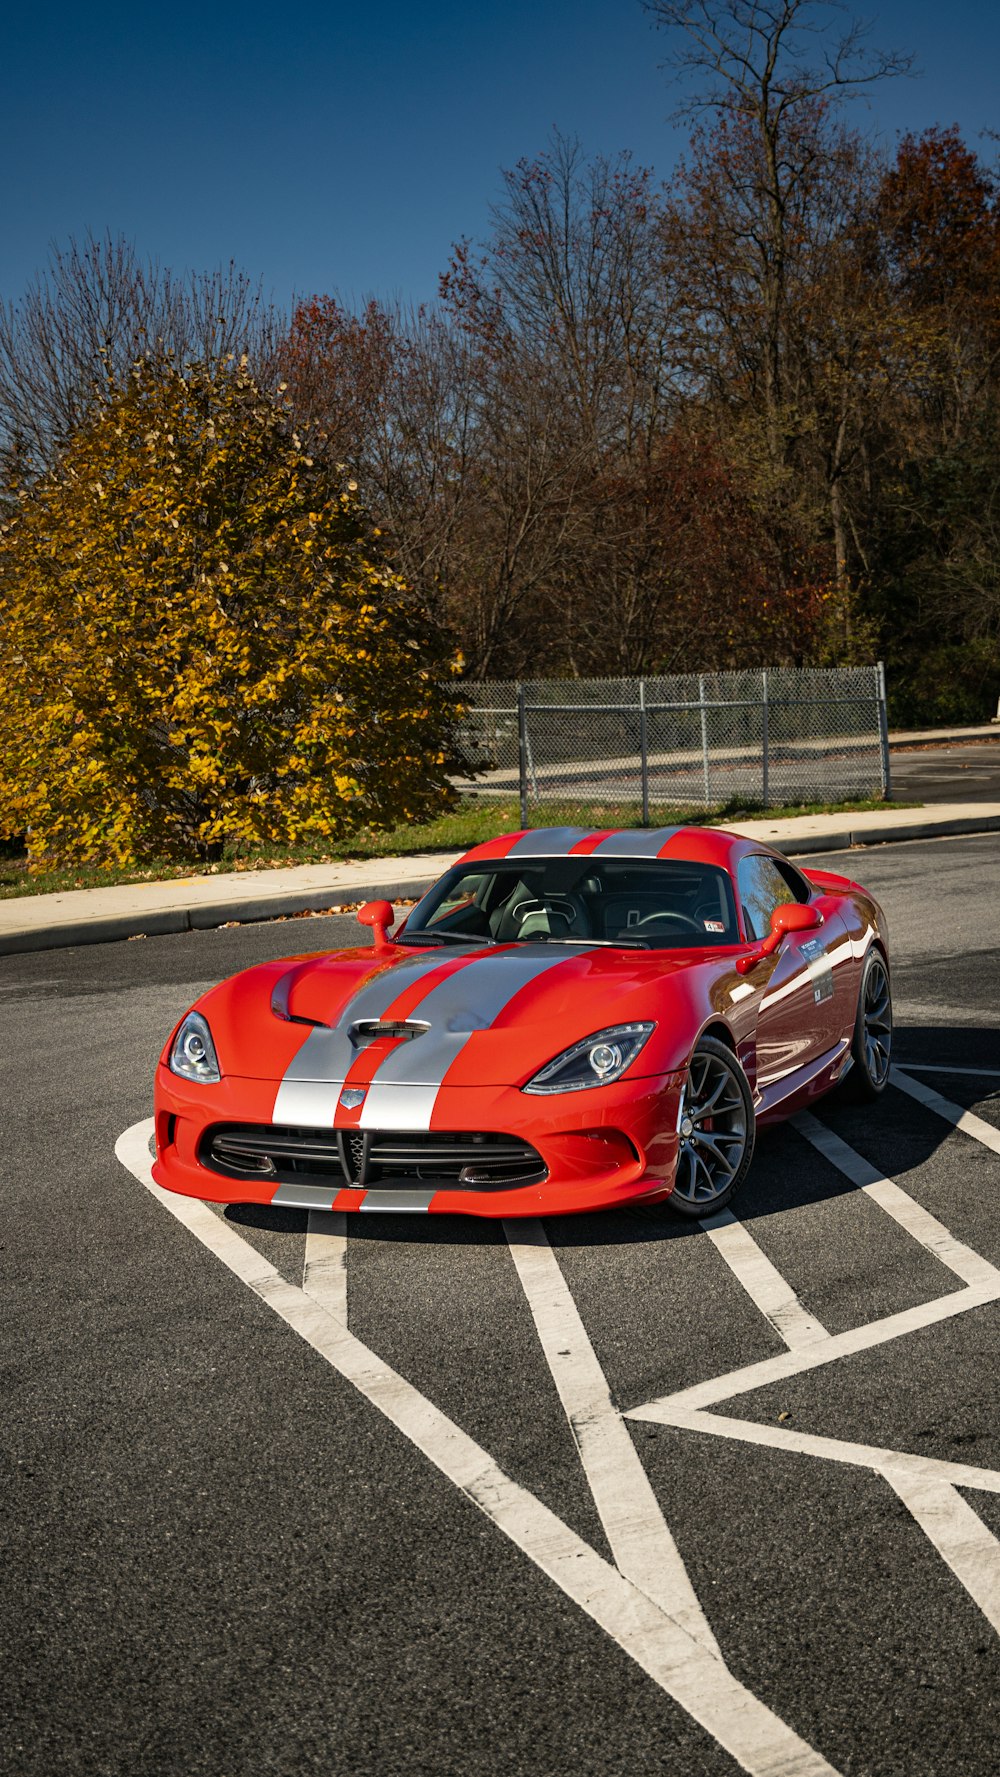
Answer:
(270, 968, 328, 1027)
(349, 1019, 429, 1049)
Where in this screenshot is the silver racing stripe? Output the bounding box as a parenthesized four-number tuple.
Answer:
(505, 826, 682, 858)
(371, 947, 575, 1084)
(274, 944, 585, 1129)
(271, 1078, 345, 1128)
(270, 1181, 337, 1209)
(359, 1082, 440, 1131)
(359, 1189, 435, 1213)
(506, 827, 594, 856)
(272, 949, 457, 1124)
(591, 828, 681, 856)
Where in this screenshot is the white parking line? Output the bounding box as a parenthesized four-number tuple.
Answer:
(625, 1403, 1000, 1636)
(899, 1064, 1000, 1079)
(645, 1404, 1000, 1497)
(892, 1067, 1000, 1159)
(623, 1092, 1000, 1644)
(794, 1112, 1000, 1288)
(629, 1276, 1000, 1417)
(700, 1208, 830, 1348)
(303, 1210, 349, 1324)
(884, 1471, 1000, 1635)
(117, 1122, 838, 1777)
(502, 1218, 722, 1657)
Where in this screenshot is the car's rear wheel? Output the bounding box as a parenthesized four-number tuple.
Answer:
(846, 946, 892, 1099)
(666, 1035, 755, 1218)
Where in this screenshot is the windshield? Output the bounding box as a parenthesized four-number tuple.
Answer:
(402, 857, 740, 950)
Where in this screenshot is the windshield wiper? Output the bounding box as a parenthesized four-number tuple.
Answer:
(396, 931, 496, 947)
(509, 935, 649, 949)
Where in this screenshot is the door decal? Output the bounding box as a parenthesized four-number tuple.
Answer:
(800, 937, 834, 1004)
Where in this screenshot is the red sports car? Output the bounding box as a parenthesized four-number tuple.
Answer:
(153, 825, 892, 1219)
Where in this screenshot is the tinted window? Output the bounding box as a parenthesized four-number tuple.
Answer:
(406, 857, 740, 949)
(426, 871, 491, 926)
(737, 854, 805, 941)
(773, 858, 811, 902)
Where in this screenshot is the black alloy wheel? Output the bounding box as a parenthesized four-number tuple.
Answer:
(667, 1035, 756, 1219)
(847, 947, 893, 1099)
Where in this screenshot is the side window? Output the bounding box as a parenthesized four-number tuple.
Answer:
(737, 855, 799, 941)
(772, 858, 811, 904)
(427, 871, 489, 925)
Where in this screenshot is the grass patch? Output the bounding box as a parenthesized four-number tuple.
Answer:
(0, 792, 909, 901)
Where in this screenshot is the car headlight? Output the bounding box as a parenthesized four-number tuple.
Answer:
(522, 1023, 655, 1094)
(169, 1011, 221, 1083)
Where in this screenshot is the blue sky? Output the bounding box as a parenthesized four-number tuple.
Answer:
(3, 0, 996, 316)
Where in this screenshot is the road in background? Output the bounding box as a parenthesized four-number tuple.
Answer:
(5, 833, 1000, 1776)
(891, 737, 1000, 805)
(459, 734, 1000, 814)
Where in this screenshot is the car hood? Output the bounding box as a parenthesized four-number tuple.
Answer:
(197, 939, 743, 1086)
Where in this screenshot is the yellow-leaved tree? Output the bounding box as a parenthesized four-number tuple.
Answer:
(0, 354, 460, 865)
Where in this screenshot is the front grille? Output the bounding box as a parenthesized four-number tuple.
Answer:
(202, 1124, 547, 1192)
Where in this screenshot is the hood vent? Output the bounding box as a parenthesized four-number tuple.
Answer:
(349, 1019, 429, 1049)
(270, 970, 327, 1026)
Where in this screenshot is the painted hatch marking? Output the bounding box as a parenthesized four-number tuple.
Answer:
(123, 1072, 1000, 1761)
(115, 1117, 843, 1773)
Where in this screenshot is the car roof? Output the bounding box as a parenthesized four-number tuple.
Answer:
(457, 826, 782, 871)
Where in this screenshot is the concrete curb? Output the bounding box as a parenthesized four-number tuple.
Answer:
(784, 813, 1000, 855)
(4, 811, 1000, 957)
(0, 879, 439, 958)
(889, 724, 1000, 748)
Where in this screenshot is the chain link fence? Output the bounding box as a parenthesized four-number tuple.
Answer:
(453, 666, 890, 824)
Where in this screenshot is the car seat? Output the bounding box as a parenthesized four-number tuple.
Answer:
(494, 892, 592, 942)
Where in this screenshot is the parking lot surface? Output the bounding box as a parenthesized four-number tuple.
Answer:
(891, 737, 1000, 804)
(5, 833, 1000, 1775)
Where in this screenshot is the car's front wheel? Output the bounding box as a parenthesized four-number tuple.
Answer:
(666, 1035, 756, 1219)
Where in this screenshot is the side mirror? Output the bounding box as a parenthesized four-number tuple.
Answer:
(766, 900, 822, 947)
(357, 899, 395, 950)
(736, 900, 822, 974)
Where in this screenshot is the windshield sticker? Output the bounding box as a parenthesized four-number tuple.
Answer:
(800, 937, 834, 1003)
(703, 919, 725, 933)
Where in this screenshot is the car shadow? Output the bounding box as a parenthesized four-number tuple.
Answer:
(222, 1022, 998, 1250)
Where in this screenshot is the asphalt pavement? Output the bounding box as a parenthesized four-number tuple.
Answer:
(5, 833, 1000, 1776)
(892, 737, 1000, 804)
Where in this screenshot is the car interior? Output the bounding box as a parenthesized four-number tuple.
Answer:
(410, 858, 741, 948)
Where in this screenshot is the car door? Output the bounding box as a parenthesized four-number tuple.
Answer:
(737, 853, 848, 1091)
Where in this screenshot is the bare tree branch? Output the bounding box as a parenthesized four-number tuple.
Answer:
(0, 233, 281, 488)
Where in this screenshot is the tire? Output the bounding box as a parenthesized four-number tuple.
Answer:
(845, 946, 893, 1100)
(666, 1035, 756, 1219)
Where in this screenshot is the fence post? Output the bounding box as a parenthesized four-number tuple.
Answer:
(877, 660, 892, 800)
(638, 679, 650, 825)
(517, 683, 529, 828)
(698, 674, 711, 808)
(761, 668, 770, 810)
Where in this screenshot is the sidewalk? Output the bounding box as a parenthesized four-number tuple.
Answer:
(4, 800, 1000, 956)
(890, 722, 1000, 746)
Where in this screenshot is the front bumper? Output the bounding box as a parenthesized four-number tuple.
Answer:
(152, 1064, 685, 1217)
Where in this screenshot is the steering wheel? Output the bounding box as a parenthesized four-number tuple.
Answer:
(634, 910, 704, 933)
